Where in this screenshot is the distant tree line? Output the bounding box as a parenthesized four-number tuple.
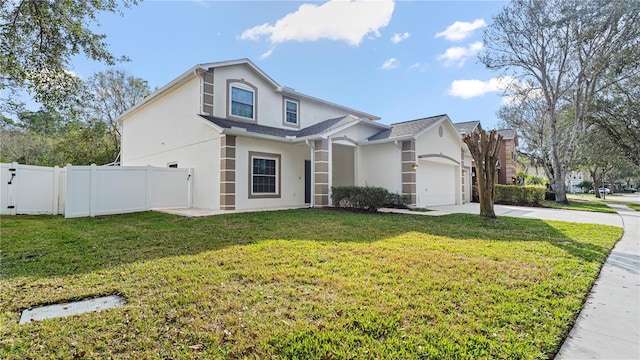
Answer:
(0, 70, 151, 166)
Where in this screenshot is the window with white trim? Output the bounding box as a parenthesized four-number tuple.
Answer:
(251, 154, 279, 195)
(284, 99, 298, 125)
(231, 86, 254, 119)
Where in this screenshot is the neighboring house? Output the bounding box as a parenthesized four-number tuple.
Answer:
(566, 171, 585, 193)
(118, 59, 471, 211)
(452, 122, 519, 198)
(496, 129, 518, 185)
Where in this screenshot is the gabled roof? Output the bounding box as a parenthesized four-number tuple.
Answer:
(496, 129, 517, 140)
(118, 58, 379, 123)
(453, 120, 481, 135)
(367, 114, 449, 141)
(199, 114, 387, 142)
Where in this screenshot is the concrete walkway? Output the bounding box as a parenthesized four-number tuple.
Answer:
(555, 203, 640, 360)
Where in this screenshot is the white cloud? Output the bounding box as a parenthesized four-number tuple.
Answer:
(259, 48, 274, 60)
(438, 41, 483, 67)
(241, 0, 395, 46)
(381, 58, 398, 70)
(391, 32, 410, 44)
(447, 76, 517, 99)
(408, 62, 428, 73)
(435, 19, 486, 42)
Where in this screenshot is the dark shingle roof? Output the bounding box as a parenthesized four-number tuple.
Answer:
(201, 115, 298, 137)
(496, 129, 517, 140)
(453, 120, 481, 135)
(200, 114, 364, 139)
(296, 115, 360, 137)
(368, 114, 447, 141)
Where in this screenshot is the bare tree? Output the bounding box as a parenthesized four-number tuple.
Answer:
(463, 130, 503, 218)
(481, 0, 640, 204)
(80, 70, 151, 158)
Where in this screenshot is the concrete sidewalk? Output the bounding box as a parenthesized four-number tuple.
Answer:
(555, 203, 640, 359)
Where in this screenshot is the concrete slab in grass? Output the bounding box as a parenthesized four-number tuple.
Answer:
(20, 295, 126, 324)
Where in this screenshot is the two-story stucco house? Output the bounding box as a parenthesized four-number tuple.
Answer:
(118, 59, 472, 211)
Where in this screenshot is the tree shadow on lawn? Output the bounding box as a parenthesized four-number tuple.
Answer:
(0, 209, 616, 280)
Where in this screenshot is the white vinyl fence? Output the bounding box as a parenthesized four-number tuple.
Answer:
(1, 163, 192, 218)
(0, 163, 65, 215)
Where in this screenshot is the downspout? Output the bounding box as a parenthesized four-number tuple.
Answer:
(305, 140, 315, 208)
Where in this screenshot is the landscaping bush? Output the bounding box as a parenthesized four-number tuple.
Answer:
(385, 192, 409, 208)
(495, 185, 545, 205)
(331, 186, 395, 212)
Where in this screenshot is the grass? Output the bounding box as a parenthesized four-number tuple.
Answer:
(542, 198, 617, 213)
(565, 194, 640, 212)
(0, 209, 622, 359)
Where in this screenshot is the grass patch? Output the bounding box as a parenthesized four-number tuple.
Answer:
(0, 210, 622, 359)
(625, 203, 640, 211)
(566, 194, 640, 212)
(542, 198, 617, 213)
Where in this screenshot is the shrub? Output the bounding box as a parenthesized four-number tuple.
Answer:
(525, 175, 544, 185)
(495, 185, 545, 205)
(331, 186, 396, 212)
(385, 192, 409, 208)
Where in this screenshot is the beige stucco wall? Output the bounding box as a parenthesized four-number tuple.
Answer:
(332, 144, 355, 187)
(211, 64, 366, 130)
(357, 142, 401, 193)
(234, 137, 310, 210)
(120, 77, 223, 210)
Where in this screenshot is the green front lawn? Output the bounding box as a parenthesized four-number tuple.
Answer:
(0, 210, 622, 359)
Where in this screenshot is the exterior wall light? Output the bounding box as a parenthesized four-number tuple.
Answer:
(411, 163, 418, 171)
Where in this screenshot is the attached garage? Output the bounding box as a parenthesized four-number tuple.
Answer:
(416, 159, 459, 206)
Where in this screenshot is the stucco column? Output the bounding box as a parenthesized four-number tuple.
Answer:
(401, 140, 417, 206)
(314, 139, 330, 206)
(220, 135, 236, 210)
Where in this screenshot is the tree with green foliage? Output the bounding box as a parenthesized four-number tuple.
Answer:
(79, 69, 151, 157)
(0, 0, 139, 112)
(481, 0, 640, 204)
(463, 129, 503, 219)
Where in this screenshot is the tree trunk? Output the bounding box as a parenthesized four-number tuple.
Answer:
(464, 130, 503, 219)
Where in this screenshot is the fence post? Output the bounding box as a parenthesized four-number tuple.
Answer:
(146, 165, 153, 210)
(52, 166, 59, 215)
(8, 162, 18, 215)
(90, 164, 97, 217)
(65, 164, 71, 218)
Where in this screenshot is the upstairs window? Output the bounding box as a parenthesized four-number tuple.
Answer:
(284, 99, 299, 125)
(231, 86, 254, 119)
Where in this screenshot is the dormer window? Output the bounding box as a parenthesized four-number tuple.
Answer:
(283, 98, 299, 127)
(227, 79, 257, 122)
(231, 86, 254, 119)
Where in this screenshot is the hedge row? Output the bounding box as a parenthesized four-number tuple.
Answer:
(331, 186, 407, 212)
(495, 185, 545, 206)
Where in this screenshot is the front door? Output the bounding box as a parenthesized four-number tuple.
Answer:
(304, 160, 311, 204)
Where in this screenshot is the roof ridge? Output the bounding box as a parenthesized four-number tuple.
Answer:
(390, 114, 447, 126)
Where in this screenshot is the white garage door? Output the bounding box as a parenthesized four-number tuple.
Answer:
(416, 161, 457, 206)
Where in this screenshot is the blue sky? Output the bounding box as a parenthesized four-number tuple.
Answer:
(62, 0, 510, 129)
